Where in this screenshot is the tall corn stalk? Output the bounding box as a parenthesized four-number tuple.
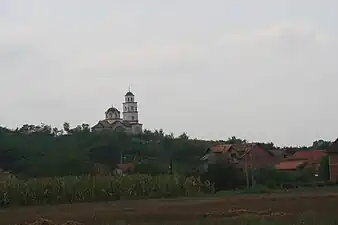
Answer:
(0, 174, 213, 207)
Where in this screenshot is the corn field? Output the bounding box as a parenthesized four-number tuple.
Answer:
(0, 175, 214, 207)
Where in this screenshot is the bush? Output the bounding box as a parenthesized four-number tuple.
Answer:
(201, 164, 245, 191)
(255, 167, 319, 188)
(319, 155, 329, 181)
(133, 162, 167, 175)
(0, 174, 213, 207)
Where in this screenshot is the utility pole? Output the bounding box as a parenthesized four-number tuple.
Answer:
(244, 153, 249, 188)
(169, 157, 173, 175)
(120, 152, 126, 164)
(250, 152, 255, 186)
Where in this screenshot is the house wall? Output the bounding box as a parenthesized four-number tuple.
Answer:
(92, 163, 111, 176)
(202, 152, 229, 172)
(207, 153, 217, 164)
(203, 162, 209, 172)
(215, 153, 230, 165)
(253, 146, 276, 168)
(237, 146, 276, 169)
(329, 154, 338, 182)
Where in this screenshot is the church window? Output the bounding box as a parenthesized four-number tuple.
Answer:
(132, 116, 135, 120)
(131, 106, 134, 110)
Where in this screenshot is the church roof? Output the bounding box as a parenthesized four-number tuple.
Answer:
(121, 120, 132, 127)
(105, 106, 120, 113)
(125, 91, 134, 96)
(94, 119, 132, 129)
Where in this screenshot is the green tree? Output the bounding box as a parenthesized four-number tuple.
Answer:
(225, 136, 246, 144)
(0, 124, 214, 177)
(201, 164, 244, 191)
(319, 155, 329, 181)
(312, 140, 331, 150)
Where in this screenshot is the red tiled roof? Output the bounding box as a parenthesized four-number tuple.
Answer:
(210, 144, 233, 153)
(292, 150, 326, 162)
(116, 163, 135, 172)
(208, 143, 265, 156)
(275, 160, 307, 170)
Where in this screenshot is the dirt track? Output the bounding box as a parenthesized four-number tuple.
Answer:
(2, 192, 338, 224)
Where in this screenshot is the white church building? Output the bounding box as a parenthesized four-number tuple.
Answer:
(92, 90, 143, 134)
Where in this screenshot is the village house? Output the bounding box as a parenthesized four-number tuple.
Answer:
(326, 138, 338, 182)
(201, 144, 239, 171)
(113, 162, 136, 175)
(268, 149, 289, 159)
(91, 163, 111, 176)
(275, 149, 326, 172)
(201, 143, 280, 172)
(92, 161, 136, 176)
(236, 144, 280, 170)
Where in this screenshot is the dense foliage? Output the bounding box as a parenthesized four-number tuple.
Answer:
(201, 164, 245, 191)
(0, 123, 215, 177)
(319, 155, 330, 181)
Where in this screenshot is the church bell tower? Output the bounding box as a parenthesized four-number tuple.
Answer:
(123, 89, 139, 123)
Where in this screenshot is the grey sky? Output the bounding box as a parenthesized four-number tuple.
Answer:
(1, 0, 338, 146)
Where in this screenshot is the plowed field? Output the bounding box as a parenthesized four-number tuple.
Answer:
(2, 192, 338, 225)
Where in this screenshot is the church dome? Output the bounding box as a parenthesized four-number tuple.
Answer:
(105, 106, 121, 120)
(125, 91, 134, 96)
(106, 106, 120, 113)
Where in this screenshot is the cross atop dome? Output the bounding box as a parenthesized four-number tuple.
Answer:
(125, 86, 134, 96)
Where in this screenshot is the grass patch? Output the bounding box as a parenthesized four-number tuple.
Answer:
(215, 185, 271, 197)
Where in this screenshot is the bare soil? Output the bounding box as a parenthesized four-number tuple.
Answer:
(2, 192, 338, 225)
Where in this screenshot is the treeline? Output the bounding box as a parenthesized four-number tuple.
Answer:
(0, 123, 332, 178)
(0, 123, 213, 177)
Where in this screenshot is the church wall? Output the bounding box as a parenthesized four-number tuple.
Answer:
(123, 102, 138, 112)
(111, 122, 132, 133)
(125, 96, 135, 102)
(123, 112, 138, 122)
(131, 124, 143, 134)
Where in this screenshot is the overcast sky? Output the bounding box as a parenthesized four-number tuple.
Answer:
(1, 0, 338, 146)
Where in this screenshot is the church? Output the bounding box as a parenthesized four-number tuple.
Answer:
(92, 90, 143, 134)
